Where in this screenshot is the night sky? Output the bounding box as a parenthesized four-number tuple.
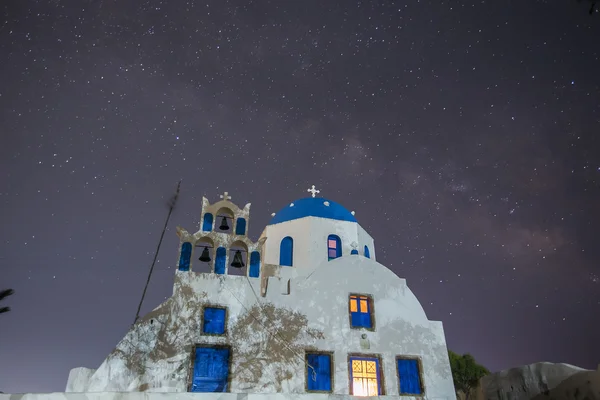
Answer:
(1, 0, 599, 393)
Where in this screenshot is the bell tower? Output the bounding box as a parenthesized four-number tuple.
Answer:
(174, 191, 266, 277)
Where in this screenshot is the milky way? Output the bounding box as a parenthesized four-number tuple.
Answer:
(1, 0, 599, 392)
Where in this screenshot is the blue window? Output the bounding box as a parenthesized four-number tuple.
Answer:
(178, 242, 192, 271)
(306, 353, 332, 392)
(203, 307, 226, 334)
(397, 358, 423, 395)
(351, 249, 359, 255)
(249, 251, 260, 278)
(349, 294, 373, 329)
(327, 235, 341, 260)
(202, 213, 214, 232)
(349, 356, 382, 396)
(364, 245, 370, 259)
(191, 346, 230, 392)
(280, 236, 293, 266)
(215, 247, 226, 274)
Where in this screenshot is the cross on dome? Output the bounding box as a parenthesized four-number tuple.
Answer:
(220, 191, 232, 201)
(307, 185, 320, 198)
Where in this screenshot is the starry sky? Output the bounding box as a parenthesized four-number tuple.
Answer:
(1, 0, 599, 393)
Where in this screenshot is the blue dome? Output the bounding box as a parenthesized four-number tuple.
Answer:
(270, 197, 357, 225)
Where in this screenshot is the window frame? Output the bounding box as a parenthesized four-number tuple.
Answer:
(395, 355, 425, 396)
(304, 351, 334, 393)
(347, 353, 385, 396)
(348, 293, 376, 331)
(201, 305, 228, 336)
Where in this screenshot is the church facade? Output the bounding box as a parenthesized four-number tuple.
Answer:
(64, 189, 456, 399)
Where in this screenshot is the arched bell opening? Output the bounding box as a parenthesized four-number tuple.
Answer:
(194, 237, 215, 273)
(228, 240, 249, 277)
(249, 251, 261, 278)
(201, 213, 214, 232)
(215, 207, 234, 234)
(178, 242, 193, 271)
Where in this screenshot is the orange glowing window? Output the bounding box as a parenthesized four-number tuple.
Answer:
(350, 357, 381, 396)
(349, 295, 372, 328)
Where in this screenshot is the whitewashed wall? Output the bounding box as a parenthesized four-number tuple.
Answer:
(260, 217, 376, 272)
(62, 254, 455, 400)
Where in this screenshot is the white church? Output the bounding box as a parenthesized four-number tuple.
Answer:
(8, 188, 457, 400)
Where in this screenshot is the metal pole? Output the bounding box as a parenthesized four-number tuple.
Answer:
(132, 180, 181, 325)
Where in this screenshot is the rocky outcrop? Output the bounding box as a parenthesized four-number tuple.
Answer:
(65, 368, 96, 392)
(479, 362, 600, 400)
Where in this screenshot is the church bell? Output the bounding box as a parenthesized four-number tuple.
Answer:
(230, 250, 245, 268)
(198, 247, 211, 262)
(219, 216, 230, 230)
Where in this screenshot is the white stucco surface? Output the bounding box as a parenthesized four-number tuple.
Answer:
(260, 216, 376, 271)
(62, 253, 455, 398)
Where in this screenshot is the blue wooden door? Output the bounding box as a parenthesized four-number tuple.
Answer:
(191, 347, 230, 392)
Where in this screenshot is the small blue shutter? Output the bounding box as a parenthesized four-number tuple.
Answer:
(306, 354, 332, 392)
(364, 245, 370, 258)
(203, 307, 226, 334)
(215, 247, 226, 274)
(361, 306, 373, 328)
(280, 237, 293, 266)
(249, 251, 260, 278)
(202, 213, 214, 231)
(191, 347, 230, 392)
(351, 249, 359, 255)
(397, 358, 422, 395)
(178, 242, 192, 271)
(235, 218, 246, 235)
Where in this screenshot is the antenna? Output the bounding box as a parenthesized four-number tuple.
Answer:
(132, 180, 181, 325)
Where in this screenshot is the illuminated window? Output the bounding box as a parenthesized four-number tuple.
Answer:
(349, 356, 382, 396)
(327, 234, 341, 260)
(349, 294, 373, 329)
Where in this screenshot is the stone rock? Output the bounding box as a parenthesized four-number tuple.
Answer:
(65, 367, 96, 392)
(479, 362, 600, 400)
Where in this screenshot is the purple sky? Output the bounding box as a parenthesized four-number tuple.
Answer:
(1, 0, 599, 393)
